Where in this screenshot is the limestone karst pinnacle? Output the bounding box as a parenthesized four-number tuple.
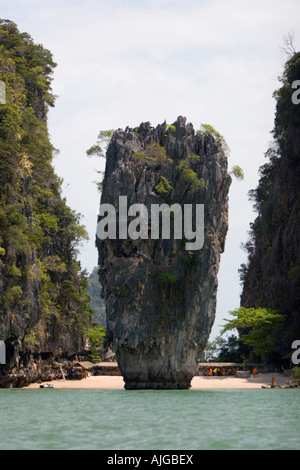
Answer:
(97, 117, 231, 389)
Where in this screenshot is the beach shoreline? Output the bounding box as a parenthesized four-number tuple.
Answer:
(24, 372, 293, 390)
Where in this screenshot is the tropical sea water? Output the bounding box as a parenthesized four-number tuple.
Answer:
(0, 388, 299, 450)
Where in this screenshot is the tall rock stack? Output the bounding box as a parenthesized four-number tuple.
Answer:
(97, 116, 231, 389)
(240, 52, 300, 359)
(0, 20, 91, 388)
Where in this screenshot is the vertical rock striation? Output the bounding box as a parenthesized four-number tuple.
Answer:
(97, 117, 231, 389)
(0, 20, 91, 387)
(240, 53, 300, 359)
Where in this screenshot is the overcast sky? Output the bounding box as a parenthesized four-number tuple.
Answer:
(1, 0, 299, 339)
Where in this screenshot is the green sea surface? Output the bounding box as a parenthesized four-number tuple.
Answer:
(0, 388, 299, 450)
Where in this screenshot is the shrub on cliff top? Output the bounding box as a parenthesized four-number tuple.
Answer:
(197, 124, 230, 156)
(134, 142, 170, 164)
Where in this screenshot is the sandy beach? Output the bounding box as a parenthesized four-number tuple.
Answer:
(25, 372, 292, 390)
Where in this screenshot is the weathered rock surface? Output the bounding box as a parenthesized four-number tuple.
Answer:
(240, 53, 300, 360)
(97, 117, 231, 389)
(0, 357, 72, 388)
(0, 21, 91, 388)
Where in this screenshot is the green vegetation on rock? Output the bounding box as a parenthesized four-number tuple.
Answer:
(197, 124, 230, 155)
(230, 165, 244, 180)
(240, 51, 300, 360)
(154, 176, 172, 195)
(134, 142, 170, 164)
(0, 20, 92, 366)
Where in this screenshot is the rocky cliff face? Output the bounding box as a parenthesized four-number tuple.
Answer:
(241, 52, 300, 359)
(97, 117, 231, 389)
(0, 20, 91, 387)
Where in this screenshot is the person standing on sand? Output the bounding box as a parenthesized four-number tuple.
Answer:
(271, 376, 275, 386)
(252, 367, 257, 378)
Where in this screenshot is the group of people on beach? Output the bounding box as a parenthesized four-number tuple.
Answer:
(203, 367, 236, 376)
(201, 366, 257, 377)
